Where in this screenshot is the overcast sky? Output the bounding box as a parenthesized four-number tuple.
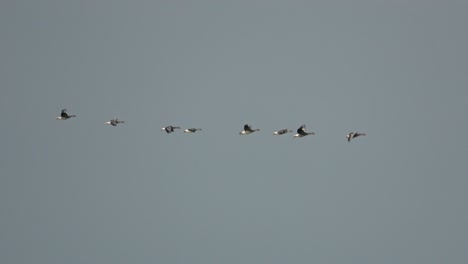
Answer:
(1, 1, 468, 264)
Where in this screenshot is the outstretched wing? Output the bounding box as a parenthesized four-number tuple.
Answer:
(244, 124, 251, 131)
(61, 109, 69, 118)
(297, 125, 306, 135)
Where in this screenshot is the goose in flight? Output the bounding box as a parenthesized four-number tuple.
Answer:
(273, 129, 292, 135)
(293, 124, 315, 138)
(161, 126, 181, 133)
(184, 128, 202, 133)
(239, 124, 260, 135)
(106, 119, 125, 126)
(347, 131, 366, 142)
(56, 109, 76, 120)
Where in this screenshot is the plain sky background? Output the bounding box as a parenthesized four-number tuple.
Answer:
(1, 1, 467, 263)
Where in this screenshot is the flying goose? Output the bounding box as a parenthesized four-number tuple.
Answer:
(273, 129, 292, 135)
(239, 124, 260, 135)
(106, 119, 125, 126)
(184, 128, 202, 133)
(56, 109, 76, 120)
(347, 131, 366, 142)
(161, 126, 181, 133)
(293, 124, 315, 138)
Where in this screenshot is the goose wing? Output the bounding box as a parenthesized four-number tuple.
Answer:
(297, 125, 307, 135)
(60, 109, 69, 118)
(278, 129, 288, 134)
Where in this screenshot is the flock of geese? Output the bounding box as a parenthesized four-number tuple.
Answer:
(56, 108, 367, 142)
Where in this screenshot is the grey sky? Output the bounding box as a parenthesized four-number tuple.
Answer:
(1, 1, 467, 263)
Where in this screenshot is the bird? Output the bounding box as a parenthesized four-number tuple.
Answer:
(56, 109, 76, 120)
(273, 129, 292, 135)
(184, 128, 202, 133)
(347, 131, 366, 142)
(239, 124, 260, 135)
(161, 126, 181, 133)
(293, 124, 315, 138)
(106, 119, 125, 126)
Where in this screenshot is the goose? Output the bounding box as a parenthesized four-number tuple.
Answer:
(106, 119, 125, 126)
(273, 129, 292, 135)
(161, 126, 181, 133)
(56, 109, 76, 120)
(293, 124, 315, 138)
(184, 128, 202, 133)
(347, 131, 366, 142)
(239, 124, 260, 135)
